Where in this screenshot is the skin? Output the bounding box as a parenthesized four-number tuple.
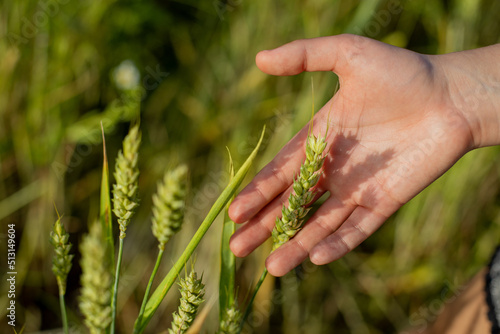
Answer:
(228, 34, 500, 277)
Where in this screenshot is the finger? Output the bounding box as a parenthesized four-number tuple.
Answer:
(230, 184, 327, 257)
(256, 35, 359, 77)
(265, 196, 356, 277)
(309, 206, 388, 265)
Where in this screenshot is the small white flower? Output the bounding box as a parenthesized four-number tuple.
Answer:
(112, 60, 140, 91)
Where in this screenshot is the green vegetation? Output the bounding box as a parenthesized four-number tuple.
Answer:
(2, 0, 500, 333)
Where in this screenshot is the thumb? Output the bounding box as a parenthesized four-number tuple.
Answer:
(256, 34, 362, 77)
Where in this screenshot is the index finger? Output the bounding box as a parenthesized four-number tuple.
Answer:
(255, 34, 358, 77)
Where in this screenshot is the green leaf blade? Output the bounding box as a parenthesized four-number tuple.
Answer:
(100, 124, 114, 265)
(220, 150, 236, 321)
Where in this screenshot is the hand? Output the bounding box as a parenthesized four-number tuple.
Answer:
(228, 34, 496, 277)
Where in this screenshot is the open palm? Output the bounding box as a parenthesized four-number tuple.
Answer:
(229, 35, 474, 276)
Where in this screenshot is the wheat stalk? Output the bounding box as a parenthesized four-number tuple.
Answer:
(136, 164, 189, 326)
(240, 130, 328, 333)
(79, 222, 113, 334)
(50, 208, 73, 334)
(111, 123, 141, 334)
(219, 153, 238, 333)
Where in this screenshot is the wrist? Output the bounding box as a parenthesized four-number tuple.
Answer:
(434, 44, 500, 149)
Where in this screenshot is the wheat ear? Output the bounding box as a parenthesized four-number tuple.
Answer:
(219, 304, 242, 334)
(272, 133, 327, 250)
(50, 212, 73, 297)
(136, 164, 189, 326)
(152, 164, 188, 249)
(112, 124, 141, 239)
(79, 222, 113, 334)
(169, 270, 205, 334)
(50, 209, 73, 334)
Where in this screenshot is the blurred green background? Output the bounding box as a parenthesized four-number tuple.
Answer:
(1, 0, 500, 332)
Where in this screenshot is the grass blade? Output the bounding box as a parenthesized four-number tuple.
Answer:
(133, 126, 266, 333)
(220, 150, 236, 321)
(100, 123, 114, 264)
(238, 269, 268, 334)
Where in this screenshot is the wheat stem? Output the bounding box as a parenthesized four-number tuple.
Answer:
(220, 153, 236, 323)
(136, 248, 164, 327)
(110, 238, 124, 334)
(238, 269, 268, 334)
(59, 291, 69, 334)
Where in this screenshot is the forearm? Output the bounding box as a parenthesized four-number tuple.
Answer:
(434, 44, 500, 148)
